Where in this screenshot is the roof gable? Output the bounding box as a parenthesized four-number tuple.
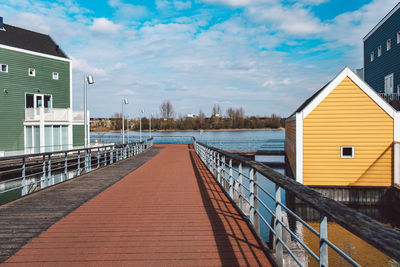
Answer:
(294, 67, 395, 119)
(0, 24, 68, 59)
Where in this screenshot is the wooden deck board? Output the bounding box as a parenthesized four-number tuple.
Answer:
(2, 144, 272, 266)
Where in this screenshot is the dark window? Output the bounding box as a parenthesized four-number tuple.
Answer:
(341, 146, 354, 158)
(26, 94, 34, 108)
(44, 95, 51, 108)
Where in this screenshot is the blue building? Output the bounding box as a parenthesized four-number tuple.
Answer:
(363, 3, 400, 100)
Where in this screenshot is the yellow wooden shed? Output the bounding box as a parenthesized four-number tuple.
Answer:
(285, 67, 400, 187)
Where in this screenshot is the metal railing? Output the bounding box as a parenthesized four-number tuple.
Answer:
(379, 92, 400, 101)
(0, 138, 153, 205)
(24, 108, 86, 122)
(193, 139, 400, 266)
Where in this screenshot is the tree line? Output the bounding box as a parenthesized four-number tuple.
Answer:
(92, 101, 284, 131)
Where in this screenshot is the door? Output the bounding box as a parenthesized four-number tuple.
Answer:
(35, 94, 43, 116)
(384, 73, 394, 94)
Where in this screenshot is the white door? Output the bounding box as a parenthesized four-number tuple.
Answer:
(384, 73, 394, 94)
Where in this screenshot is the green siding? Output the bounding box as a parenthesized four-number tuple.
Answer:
(73, 125, 84, 147)
(0, 47, 70, 151)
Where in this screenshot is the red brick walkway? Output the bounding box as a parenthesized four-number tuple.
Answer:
(4, 144, 272, 266)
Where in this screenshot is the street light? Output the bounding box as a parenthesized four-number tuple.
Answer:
(140, 109, 144, 142)
(150, 112, 154, 138)
(122, 98, 129, 144)
(84, 74, 94, 148)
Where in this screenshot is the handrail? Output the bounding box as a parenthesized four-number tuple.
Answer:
(0, 138, 154, 205)
(193, 138, 400, 265)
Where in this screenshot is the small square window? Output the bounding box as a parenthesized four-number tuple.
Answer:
(370, 51, 374, 62)
(387, 39, 391, 51)
(378, 46, 382, 56)
(0, 64, 8, 72)
(52, 72, 59, 80)
(28, 68, 35, 77)
(341, 146, 354, 158)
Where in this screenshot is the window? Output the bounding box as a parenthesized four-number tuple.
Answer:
(384, 73, 394, 94)
(398, 31, 400, 44)
(0, 64, 8, 72)
(25, 94, 34, 108)
(52, 72, 59, 80)
(370, 51, 374, 62)
(397, 84, 400, 94)
(44, 95, 51, 108)
(378, 45, 382, 56)
(387, 39, 391, 51)
(28, 68, 35, 77)
(341, 146, 354, 158)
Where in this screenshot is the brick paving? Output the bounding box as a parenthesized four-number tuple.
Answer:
(3, 144, 272, 266)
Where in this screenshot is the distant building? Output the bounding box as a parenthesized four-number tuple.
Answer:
(286, 67, 399, 187)
(186, 113, 196, 118)
(363, 3, 400, 100)
(0, 17, 86, 154)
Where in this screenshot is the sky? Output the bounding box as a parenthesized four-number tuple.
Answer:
(0, 0, 399, 118)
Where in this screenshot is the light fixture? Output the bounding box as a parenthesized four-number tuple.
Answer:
(87, 75, 94, 84)
(3, 89, 8, 94)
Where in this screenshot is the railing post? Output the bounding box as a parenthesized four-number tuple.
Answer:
(77, 150, 81, 175)
(320, 214, 328, 267)
(64, 152, 68, 180)
(238, 162, 243, 211)
(217, 153, 221, 184)
(41, 154, 46, 189)
(275, 185, 283, 267)
(110, 146, 114, 164)
(48, 154, 51, 184)
(97, 147, 100, 168)
(21, 157, 27, 196)
(84, 149, 88, 172)
(249, 168, 255, 224)
(104, 147, 107, 166)
(116, 147, 119, 162)
(229, 158, 233, 198)
(221, 155, 226, 188)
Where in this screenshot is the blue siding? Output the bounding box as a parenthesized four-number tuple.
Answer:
(364, 7, 400, 93)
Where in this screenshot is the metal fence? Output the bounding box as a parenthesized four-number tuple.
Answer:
(193, 139, 400, 266)
(0, 138, 153, 205)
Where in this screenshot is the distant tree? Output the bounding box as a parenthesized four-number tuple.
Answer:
(212, 104, 221, 117)
(160, 100, 175, 119)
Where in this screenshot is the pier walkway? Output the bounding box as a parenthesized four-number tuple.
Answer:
(2, 144, 271, 266)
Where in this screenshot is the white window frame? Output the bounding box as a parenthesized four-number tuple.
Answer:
(398, 31, 400, 44)
(378, 45, 382, 57)
(0, 64, 8, 73)
(387, 39, 391, 51)
(370, 51, 374, 62)
(341, 146, 354, 159)
(52, 72, 59, 80)
(384, 73, 394, 94)
(28, 68, 36, 77)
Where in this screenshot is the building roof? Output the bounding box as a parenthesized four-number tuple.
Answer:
(288, 67, 396, 119)
(0, 23, 68, 59)
(363, 2, 400, 41)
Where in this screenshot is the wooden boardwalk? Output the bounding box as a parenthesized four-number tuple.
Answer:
(2, 144, 272, 266)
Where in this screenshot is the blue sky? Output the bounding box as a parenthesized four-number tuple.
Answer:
(1, 0, 398, 118)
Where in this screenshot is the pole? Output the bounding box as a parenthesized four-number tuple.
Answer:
(122, 100, 125, 144)
(140, 116, 142, 142)
(149, 114, 152, 138)
(84, 75, 87, 148)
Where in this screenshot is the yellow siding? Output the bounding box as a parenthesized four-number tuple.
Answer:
(303, 77, 393, 186)
(285, 118, 296, 179)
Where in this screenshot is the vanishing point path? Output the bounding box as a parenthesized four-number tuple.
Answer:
(2, 144, 272, 266)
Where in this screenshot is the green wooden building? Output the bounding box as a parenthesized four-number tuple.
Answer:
(0, 18, 85, 155)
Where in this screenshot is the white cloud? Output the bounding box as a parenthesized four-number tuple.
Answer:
(90, 17, 123, 34)
(71, 56, 107, 77)
(108, 0, 149, 19)
(173, 0, 192, 10)
(118, 89, 136, 96)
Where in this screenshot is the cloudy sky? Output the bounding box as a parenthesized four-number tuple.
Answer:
(1, 0, 398, 118)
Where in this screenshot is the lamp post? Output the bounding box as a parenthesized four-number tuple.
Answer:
(140, 109, 144, 142)
(122, 99, 129, 144)
(150, 112, 153, 138)
(84, 75, 94, 148)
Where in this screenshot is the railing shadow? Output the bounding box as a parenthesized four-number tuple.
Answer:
(188, 145, 269, 266)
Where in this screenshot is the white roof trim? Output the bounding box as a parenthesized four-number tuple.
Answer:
(363, 2, 400, 41)
(0, 44, 71, 62)
(302, 67, 395, 119)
